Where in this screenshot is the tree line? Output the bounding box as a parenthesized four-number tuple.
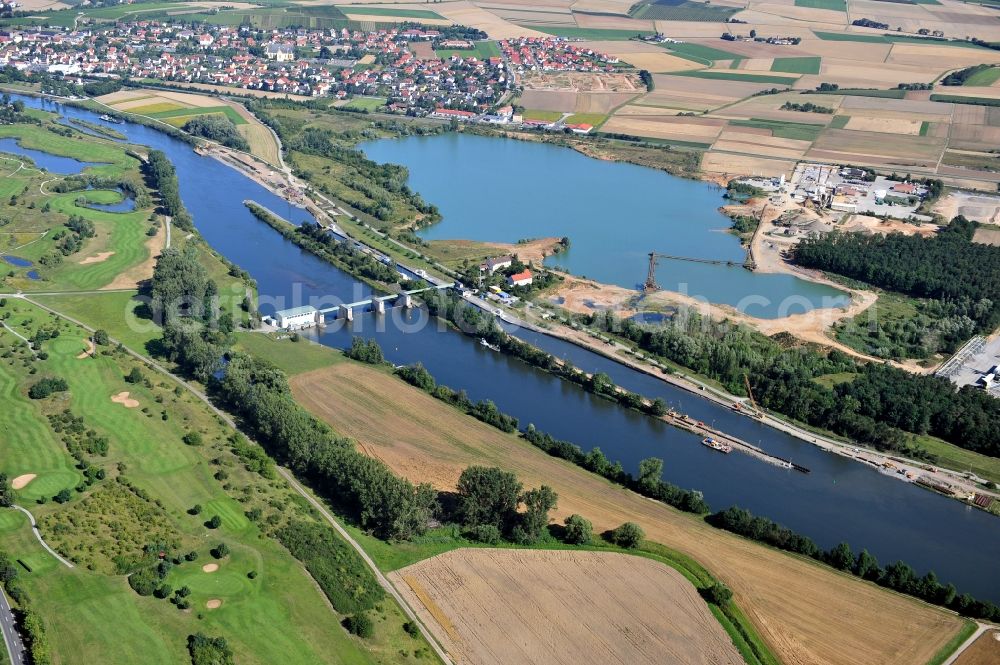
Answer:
(585, 310, 1000, 459)
(182, 115, 249, 151)
(394, 360, 708, 515)
(423, 291, 669, 419)
(709, 506, 1000, 622)
(143, 149, 194, 231)
(244, 202, 400, 284)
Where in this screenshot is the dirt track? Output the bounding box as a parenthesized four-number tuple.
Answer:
(391, 549, 743, 665)
(291, 363, 964, 665)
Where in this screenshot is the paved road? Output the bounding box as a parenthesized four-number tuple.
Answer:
(0, 586, 26, 665)
(941, 623, 990, 665)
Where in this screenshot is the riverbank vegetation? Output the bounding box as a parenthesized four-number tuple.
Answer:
(244, 201, 400, 283)
(581, 310, 1000, 462)
(709, 506, 1000, 622)
(395, 360, 708, 515)
(249, 99, 445, 229)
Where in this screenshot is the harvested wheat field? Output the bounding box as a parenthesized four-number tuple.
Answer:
(391, 549, 742, 665)
(291, 364, 964, 665)
(433, 1, 547, 38)
(954, 630, 1000, 665)
(601, 115, 724, 142)
(844, 117, 924, 135)
(701, 152, 796, 178)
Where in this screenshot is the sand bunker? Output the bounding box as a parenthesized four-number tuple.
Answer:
(79, 251, 115, 265)
(202, 563, 219, 573)
(205, 599, 222, 609)
(11, 474, 36, 490)
(76, 338, 95, 359)
(110, 391, 140, 408)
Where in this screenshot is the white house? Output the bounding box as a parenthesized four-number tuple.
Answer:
(507, 269, 533, 287)
(480, 255, 513, 274)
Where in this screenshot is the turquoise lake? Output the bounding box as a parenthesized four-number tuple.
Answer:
(362, 133, 849, 319)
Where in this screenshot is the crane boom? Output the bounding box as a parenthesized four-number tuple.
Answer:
(743, 374, 764, 419)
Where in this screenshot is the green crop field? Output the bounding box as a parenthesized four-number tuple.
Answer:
(533, 27, 655, 40)
(673, 70, 800, 85)
(565, 113, 608, 126)
(830, 115, 851, 128)
(336, 6, 444, 19)
(342, 97, 387, 111)
(145, 105, 247, 125)
(964, 66, 1000, 86)
(771, 56, 822, 75)
(233, 333, 343, 376)
(660, 42, 744, 66)
(930, 94, 1000, 106)
(815, 88, 908, 98)
(730, 118, 825, 141)
(435, 40, 501, 60)
(795, 0, 846, 10)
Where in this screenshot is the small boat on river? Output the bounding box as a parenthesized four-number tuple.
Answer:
(702, 437, 732, 454)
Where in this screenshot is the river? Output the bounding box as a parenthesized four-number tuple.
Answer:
(9, 93, 1000, 602)
(361, 133, 850, 319)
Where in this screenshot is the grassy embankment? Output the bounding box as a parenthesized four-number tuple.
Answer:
(285, 352, 967, 665)
(0, 299, 433, 665)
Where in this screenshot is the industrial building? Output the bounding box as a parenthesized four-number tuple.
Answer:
(273, 305, 319, 330)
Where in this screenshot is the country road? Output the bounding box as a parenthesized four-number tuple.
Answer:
(0, 585, 25, 665)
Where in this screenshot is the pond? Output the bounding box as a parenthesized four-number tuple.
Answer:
(81, 189, 136, 213)
(361, 133, 850, 319)
(0, 136, 101, 174)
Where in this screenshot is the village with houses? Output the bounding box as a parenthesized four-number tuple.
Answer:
(0, 19, 621, 126)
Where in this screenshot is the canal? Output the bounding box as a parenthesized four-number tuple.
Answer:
(10, 93, 1000, 602)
